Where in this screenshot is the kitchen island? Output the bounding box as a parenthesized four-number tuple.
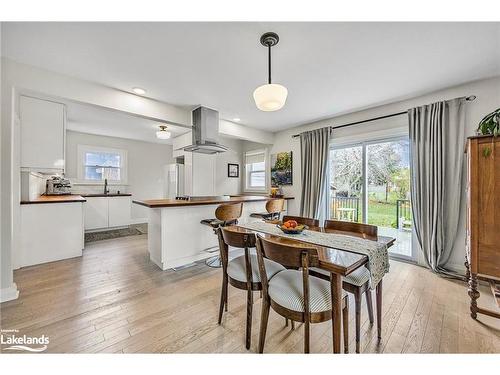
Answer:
(133, 195, 294, 269)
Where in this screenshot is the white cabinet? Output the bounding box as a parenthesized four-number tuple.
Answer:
(20, 95, 66, 171)
(20, 202, 84, 267)
(84, 197, 109, 230)
(108, 196, 132, 227)
(192, 153, 216, 196)
(172, 131, 192, 158)
(84, 196, 131, 231)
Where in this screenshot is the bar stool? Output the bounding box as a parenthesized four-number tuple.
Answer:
(216, 227, 286, 349)
(249, 198, 285, 221)
(200, 202, 243, 268)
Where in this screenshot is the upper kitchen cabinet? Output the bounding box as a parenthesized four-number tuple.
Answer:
(20, 95, 66, 172)
(172, 131, 192, 158)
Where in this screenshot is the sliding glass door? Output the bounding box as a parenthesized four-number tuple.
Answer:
(330, 145, 363, 223)
(329, 137, 414, 261)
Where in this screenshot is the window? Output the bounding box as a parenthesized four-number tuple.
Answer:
(77, 145, 127, 183)
(245, 149, 267, 191)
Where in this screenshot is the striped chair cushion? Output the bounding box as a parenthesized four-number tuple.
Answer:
(310, 266, 371, 287)
(268, 270, 347, 313)
(227, 254, 285, 283)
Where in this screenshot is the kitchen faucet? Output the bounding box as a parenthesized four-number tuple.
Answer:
(104, 178, 109, 195)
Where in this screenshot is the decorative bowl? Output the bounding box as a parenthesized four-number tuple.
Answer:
(277, 223, 308, 234)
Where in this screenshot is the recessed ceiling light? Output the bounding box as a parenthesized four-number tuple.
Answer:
(132, 87, 146, 95)
(233, 118, 241, 122)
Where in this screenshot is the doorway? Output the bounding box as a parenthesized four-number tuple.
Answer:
(329, 137, 414, 261)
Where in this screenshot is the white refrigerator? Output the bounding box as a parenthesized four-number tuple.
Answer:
(164, 164, 185, 198)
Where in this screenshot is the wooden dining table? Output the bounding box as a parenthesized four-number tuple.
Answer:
(223, 223, 395, 353)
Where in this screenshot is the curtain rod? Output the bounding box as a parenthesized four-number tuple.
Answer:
(291, 95, 477, 138)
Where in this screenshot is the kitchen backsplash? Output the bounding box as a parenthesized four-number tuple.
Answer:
(70, 182, 130, 195)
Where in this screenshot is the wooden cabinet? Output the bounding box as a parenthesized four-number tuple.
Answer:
(20, 95, 66, 171)
(84, 196, 132, 231)
(466, 135, 500, 320)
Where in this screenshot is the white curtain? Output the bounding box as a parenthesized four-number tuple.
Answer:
(408, 98, 466, 278)
(299, 127, 331, 221)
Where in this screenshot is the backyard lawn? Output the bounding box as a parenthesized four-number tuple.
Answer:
(330, 198, 403, 228)
(367, 200, 397, 228)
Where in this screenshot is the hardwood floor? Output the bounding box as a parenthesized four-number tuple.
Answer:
(1, 234, 499, 353)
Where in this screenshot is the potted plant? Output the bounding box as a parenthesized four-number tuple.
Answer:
(476, 108, 499, 158)
(477, 108, 500, 136)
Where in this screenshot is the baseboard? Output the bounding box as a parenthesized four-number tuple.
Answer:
(130, 218, 148, 225)
(445, 262, 466, 276)
(0, 283, 19, 303)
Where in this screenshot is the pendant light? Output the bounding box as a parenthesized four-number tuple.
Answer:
(156, 125, 171, 139)
(253, 32, 288, 112)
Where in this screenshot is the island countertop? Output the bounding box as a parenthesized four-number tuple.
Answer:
(133, 195, 294, 208)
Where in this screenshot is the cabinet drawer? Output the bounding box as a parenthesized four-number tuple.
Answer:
(478, 244, 500, 279)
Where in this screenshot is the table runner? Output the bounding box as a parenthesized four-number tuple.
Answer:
(238, 221, 389, 288)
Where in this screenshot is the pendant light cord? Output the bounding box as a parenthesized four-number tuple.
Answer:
(268, 44, 272, 84)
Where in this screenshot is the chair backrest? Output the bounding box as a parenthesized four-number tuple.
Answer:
(217, 227, 255, 274)
(265, 199, 285, 214)
(215, 202, 243, 224)
(282, 215, 320, 228)
(255, 234, 320, 318)
(324, 219, 378, 241)
(220, 227, 256, 249)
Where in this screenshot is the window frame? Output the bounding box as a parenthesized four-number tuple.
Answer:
(244, 148, 268, 192)
(77, 145, 128, 184)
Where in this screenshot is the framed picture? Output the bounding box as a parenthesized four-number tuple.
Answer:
(271, 151, 293, 185)
(227, 163, 239, 178)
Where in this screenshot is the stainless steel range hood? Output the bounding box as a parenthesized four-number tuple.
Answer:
(183, 106, 228, 154)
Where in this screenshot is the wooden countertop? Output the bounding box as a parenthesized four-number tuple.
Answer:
(21, 194, 87, 205)
(81, 193, 132, 197)
(133, 195, 294, 208)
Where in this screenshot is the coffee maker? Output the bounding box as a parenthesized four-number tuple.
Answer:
(45, 176, 72, 195)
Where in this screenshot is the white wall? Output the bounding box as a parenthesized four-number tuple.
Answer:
(215, 136, 243, 196)
(219, 119, 274, 145)
(271, 76, 500, 273)
(65, 130, 175, 222)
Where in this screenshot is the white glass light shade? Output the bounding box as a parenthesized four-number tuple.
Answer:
(156, 129, 171, 139)
(253, 83, 288, 111)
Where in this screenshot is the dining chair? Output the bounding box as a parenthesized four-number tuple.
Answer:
(255, 234, 349, 354)
(200, 202, 243, 267)
(309, 219, 378, 353)
(216, 227, 286, 350)
(282, 215, 320, 228)
(249, 198, 285, 221)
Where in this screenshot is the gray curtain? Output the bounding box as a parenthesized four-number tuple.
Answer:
(408, 98, 466, 278)
(299, 127, 331, 220)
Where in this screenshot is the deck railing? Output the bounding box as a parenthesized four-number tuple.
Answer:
(330, 196, 360, 222)
(396, 199, 412, 229)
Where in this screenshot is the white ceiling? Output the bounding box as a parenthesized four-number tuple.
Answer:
(2, 22, 500, 131)
(64, 100, 189, 144)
